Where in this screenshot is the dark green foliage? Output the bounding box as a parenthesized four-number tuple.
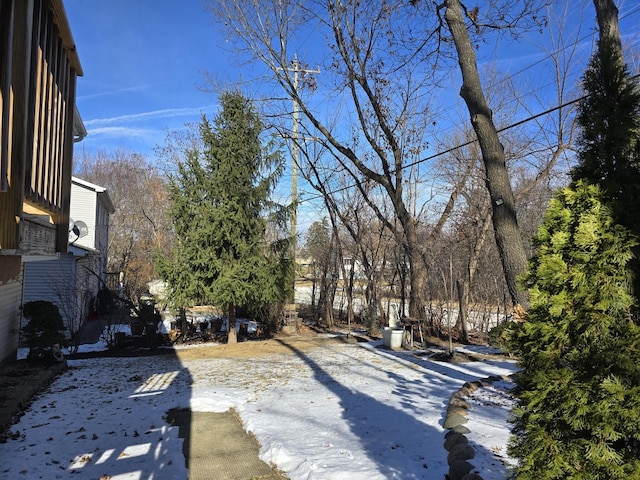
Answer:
(509, 182, 640, 479)
(21, 301, 68, 354)
(572, 38, 640, 229)
(487, 320, 520, 356)
(571, 36, 640, 295)
(157, 91, 292, 320)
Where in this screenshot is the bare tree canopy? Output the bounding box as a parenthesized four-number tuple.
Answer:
(441, 0, 545, 309)
(74, 149, 172, 306)
(206, 0, 550, 317)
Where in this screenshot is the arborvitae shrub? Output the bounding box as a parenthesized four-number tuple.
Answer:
(22, 300, 68, 358)
(509, 181, 640, 479)
(487, 320, 521, 356)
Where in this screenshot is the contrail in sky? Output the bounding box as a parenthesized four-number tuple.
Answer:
(84, 105, 218, 126)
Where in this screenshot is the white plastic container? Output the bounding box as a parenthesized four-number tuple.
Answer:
(382, 327, 404, 349)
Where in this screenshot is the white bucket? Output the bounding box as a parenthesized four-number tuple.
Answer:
(382, 327, 404, 349)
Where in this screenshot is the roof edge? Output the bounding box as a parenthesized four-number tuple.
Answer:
(50, 0, 83, 76)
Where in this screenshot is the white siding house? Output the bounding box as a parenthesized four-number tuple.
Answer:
(22, 177, 115, 342)
(0, 273, 24, 361)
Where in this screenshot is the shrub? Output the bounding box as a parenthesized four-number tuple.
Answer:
(509, 182, 640, 479)
(22, 301, 68, 362)
(487, 320, 520, 356)
(362, 305, 380, 335)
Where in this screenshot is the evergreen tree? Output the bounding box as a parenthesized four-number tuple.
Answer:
(510, 181, 640, 479)
(510, 5, 640, 476)
(157, 91, 291, 343)
(571, 35, 640, 293)
(302, 219, 331, 309)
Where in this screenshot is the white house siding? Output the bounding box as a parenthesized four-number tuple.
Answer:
(0, 269, 24, 364)
(22, 254, 78, 339)
(69, 177, 113, 284)
(70, 183, 98, 251)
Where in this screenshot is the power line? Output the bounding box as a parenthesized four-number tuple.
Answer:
(272, 4, 640, 208)
(298, 71, 640, 205)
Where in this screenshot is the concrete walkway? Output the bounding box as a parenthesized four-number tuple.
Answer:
(1, 322, 287, 479)
(76, 321, 286, 479)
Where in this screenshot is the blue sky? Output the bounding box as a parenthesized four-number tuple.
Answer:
(64, 0, 640, 231)
(66, 0, 228, 157)
(65, 1, 640, 161)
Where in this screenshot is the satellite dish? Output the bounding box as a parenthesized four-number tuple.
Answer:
(68, 219, 89, 243)
(74, 220, 89, 238)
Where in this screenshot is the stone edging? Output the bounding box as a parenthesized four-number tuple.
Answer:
(442, 374, 512, 480)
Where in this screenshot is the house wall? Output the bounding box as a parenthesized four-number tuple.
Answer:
(70, 183, 98, 251)
(22, 253, 78, 338)
(70, 178, 112, 283)
(21, 177, 113, 340)
(0, 0, 82, 254)
(0, 265, 24, 364)
(0, 0, 83, 363)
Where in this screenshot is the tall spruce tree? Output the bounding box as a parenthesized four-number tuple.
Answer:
(158, 91, 291, 344)
(510, 181, 640, 479)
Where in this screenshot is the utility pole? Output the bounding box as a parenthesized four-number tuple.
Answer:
(284, 55, 319, 264)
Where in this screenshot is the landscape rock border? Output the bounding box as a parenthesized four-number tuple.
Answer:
(442, 374, 512, 480)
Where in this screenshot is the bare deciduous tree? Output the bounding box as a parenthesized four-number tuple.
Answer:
(440, 0, 547, 310)
(75, 149, 172, 307)
(207, 0, 446, 319)
(208, 0, 556, 321)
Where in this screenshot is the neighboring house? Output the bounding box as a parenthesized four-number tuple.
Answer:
(22, 177, 115, 342)
(0, 0, 83, 364)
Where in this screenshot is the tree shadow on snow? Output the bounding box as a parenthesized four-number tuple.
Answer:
(276, 338, 506, 479)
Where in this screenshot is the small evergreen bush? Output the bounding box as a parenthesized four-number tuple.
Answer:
(362, 304, 380, 335)
(22, 300, 68, 362)
(487, 320, 520, 356)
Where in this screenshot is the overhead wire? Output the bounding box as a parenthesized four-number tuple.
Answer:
(290, 5, 640, 206)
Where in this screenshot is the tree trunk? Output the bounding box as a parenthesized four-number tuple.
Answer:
(593, 0, 621, 53)
(347, 265, 355, 334)
(179, 308, 188, 334)
(407, 247, 427, 319)
(400, 208, 427, 319)
(227, 303, 237, 345)
(444, 0, 528, 309)
(311, 267, 317, 309)
(456, 280, 469, 344)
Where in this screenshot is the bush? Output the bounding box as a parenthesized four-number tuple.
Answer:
(509, 182, 640, 479)
(22, 301, 68, 362)
(487, 320, 520, 356)
(362, 305, 380, 335)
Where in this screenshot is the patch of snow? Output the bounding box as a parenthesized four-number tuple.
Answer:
(5, 332, 519, 479)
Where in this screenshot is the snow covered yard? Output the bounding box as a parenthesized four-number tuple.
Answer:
(0, 336, 517, 479)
